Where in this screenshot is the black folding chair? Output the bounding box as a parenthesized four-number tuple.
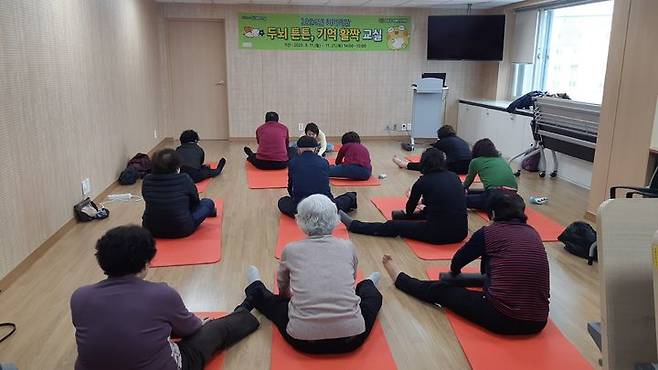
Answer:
(610, 165, 658, 199)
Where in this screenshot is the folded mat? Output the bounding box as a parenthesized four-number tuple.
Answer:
(425, 266, 592, 370)
(195, 162, 219, 193)
(193, 312, 227, 370)
(271, 271, 396, 370)
(245, 162, 288, 189)
(151, 199, 223, 267)
(370, 197, 467, 260)
(403, 155, 479, 182)
(326, 157, 381, 187)
(275, 214, 349, 259)
(475, 207, 563, 242)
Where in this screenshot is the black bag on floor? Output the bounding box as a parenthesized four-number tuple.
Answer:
(558, 221, 597, 264)
(73, 197, 109, 222)
(118, 167, 139, 185)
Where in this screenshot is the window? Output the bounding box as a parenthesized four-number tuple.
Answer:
(511, 1, 614, 104)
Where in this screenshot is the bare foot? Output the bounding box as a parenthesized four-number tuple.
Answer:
(382, 255, 402, 282)
(392, 155, 407, 169)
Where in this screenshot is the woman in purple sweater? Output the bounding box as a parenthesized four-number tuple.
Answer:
(329, 131, 372, 180)
(382, 192, 550, 335)
(70, 226, 259, 370)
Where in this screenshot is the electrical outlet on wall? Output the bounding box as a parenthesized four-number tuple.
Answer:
(407, 124, 412, 132)
(298, 123, 304, 132)
(153, 129, 158, 139)
(81, 178, 91, 197)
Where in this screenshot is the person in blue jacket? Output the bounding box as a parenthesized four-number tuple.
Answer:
(278, 136, 357, 218)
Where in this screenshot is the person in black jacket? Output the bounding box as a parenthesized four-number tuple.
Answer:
(142, 149, 217, 238)
(393, 125, 472, 174)
(278, 136, 357, 218)
(341, 148, 468, 244)
(176, 130, 227, 183)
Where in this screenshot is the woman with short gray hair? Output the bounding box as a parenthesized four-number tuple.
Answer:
(236, 194, 383, 354)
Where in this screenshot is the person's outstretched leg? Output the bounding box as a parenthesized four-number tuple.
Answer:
(178, 311, 260, 370)
(465, 190, 489, 211)
(355, 279, 382, 338)
(192, 198, 216, 227)
(392, 155, 410, 169)
(406, 162, 422, 171)
(334, 192, 357, 213)
(277, 196, 297, 217)
(210, 158, 227, 177)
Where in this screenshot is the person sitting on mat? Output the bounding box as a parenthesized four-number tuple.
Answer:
(176, 129, 226, 183)
(339, 147, 468, 245)
(71, 225, 260, 370)
(381, 191, 549, 335)
(142, 149, 217, 238)
(237, 194, 382, 354)
(244, 111, 290, 170)
(278, 136, 357, 218)
(463, 138, 518, 211)
(393, 125, 472, 174)
(329, 131, 372, 180)
(303, 122, 336, 156)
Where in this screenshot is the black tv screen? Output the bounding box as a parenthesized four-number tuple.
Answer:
(427, 15, 505, 61)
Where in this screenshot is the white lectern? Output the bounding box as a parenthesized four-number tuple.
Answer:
(407, 78, 448, 149)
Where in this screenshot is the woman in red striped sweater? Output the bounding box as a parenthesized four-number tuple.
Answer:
(382, 191, 549, 335)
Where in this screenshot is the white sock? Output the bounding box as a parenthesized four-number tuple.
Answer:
(366, 272, 381, 285)
(247, 265, 261, 284)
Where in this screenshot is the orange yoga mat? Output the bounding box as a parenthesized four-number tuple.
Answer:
(425, 267, 592, 370)
(270, 272, 397, 370)
(475, 207, 563, 242)
(370, 197, 466, 260)
(326, 157, 381, 187)
(151, 199, 223, 267)
(195, 162, 219, 193)
(403, 155, 478, 182)
(194, 312, 227, 370)
(245, 162, 288, 189)
(275, 214, 349, 259)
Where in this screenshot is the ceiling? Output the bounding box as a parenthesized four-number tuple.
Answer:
(155, 0, 523, 9)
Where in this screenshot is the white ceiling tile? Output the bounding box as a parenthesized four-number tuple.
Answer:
(157, 0, 523, 8)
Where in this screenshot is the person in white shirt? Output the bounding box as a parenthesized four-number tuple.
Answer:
(236, 194, 382, 354)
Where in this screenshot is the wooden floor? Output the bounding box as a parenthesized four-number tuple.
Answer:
(0, 140, 600, 369)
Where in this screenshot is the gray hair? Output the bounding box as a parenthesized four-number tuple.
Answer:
(295, 194, 339, 236)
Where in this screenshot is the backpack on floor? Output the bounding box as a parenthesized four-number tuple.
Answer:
(118, 167, 139, 185)
(126, 153, 152, 178)
(558, 221, 597, 264)
(521, 152, 540, 172)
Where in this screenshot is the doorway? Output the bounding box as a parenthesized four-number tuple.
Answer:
(168, 20, 228, 140)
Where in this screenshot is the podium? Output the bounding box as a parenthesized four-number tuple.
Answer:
(405, 78, 448, 150)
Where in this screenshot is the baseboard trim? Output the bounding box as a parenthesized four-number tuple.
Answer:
(229, 135, 410, 142)
(0, 138, 172, 292)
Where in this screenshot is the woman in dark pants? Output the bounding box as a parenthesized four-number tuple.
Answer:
(381, 192, 549, 335)
(70, 225, 259, 370)
(142, 149, 216, 238)
(463, 138, 518, 211)
(340, 148, 468, 245)
(176, 129, 226, 183)
(393, 125, 472, 174)
(329, 131, 372, 180)
(238, 195, 382, 354)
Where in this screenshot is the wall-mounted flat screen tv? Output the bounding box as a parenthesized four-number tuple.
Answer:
(427, 15, 505, 61)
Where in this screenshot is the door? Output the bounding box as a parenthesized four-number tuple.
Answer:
(168, 20, 228, 140)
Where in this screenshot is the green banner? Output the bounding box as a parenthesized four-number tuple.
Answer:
(239, 13, 411, 51)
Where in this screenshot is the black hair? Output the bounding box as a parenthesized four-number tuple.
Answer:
(419, 147, 447, 174)
(265, 111, 279, 122)
(341, 131, 361, 145)
(437, 125, 456, 139)
(487, 191, 528, 223)
(472, 138, 500, 158)
(95, 225, 156, 277)
(151, 148, 182, 174)
(179, 129, 200, 144)
(305, 122, 319, 135)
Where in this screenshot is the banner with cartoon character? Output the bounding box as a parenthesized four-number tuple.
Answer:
(239, 13, 411, 51)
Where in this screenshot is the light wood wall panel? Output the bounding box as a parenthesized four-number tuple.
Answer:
(161, 4, 499, 138)
(587, 0, 658, 213)
(0, 0, 164, 279)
